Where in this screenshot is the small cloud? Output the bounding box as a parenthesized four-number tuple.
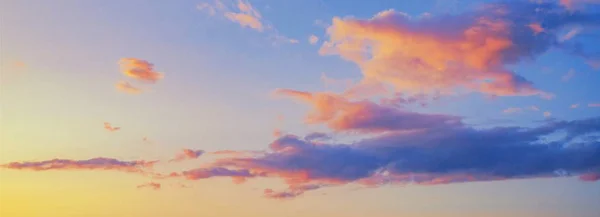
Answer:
(104, 122, 121, 132)
(543, 111, 552, 117)
(589, 103, 600, 107)
(14, 61, 27, 69)
(119, 58, 163, 83)
(137, 182, 161, 190)
(308, 35, 319, 45)
(115, 80, 142, 94)
(503, 107, 522, 114)
(528, 23, 544, 35)
(570, 104, 580, 109)
(561, 69, 575, 82)
(529, 106, 540, 111)
(170, 149, 205, 162)
(559, 27, 581, 42)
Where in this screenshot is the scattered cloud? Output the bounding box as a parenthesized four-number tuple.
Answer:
(319, 2, 600, 98)
(308, 35, 319, 45)
(562, 69, 576, 82)
(198, 0, 298, 44)
(119, 58, 163, 83)
(115, 80, 142, 94)
(104, 122, 121, 132)
(137, 182, 161, 190)
(170, 149, 205, 162)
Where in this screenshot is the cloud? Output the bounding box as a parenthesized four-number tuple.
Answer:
(571, 104, 580, 109)
(319, 2, 600, 98)
(528, 23, 544, 34)
(544, 111, 552, 117)
(561, 69, 576, 82)
(589, 103, 600, 107)
(530, 105, 540, 111)
(170, 149, 205, 162)
(115, 80, 142, 94)
(503, 107, 523, 114)
(119, 58, 163, 83)
(559, 27, 582, 42)
(170, 116, 600, 198)
(309, 35, 319, 45)
(175, 167, 259, 184)
(560, 0, 600, 10)
(137, 182, 161, 190)
(198, 0, 298, 44)
(2, 157, 157, 174)
(304, 132, 331, 141)
(274, 89, 462, 133)
(104, 122, 121, 132)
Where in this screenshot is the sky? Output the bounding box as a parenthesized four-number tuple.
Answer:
(0, 0, 599, 216)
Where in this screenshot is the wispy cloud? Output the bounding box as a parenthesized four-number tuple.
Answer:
(571, 104, 580, 109)
(589, 103, 600, 107)
(115, 80, 142, 94)
(2, 158, 156, 174)
(119, 58, 163, 83)
(104, 122, 121, 132)
(137, 182, 161, 190)
(560, 27, 582, 42)
(503, 107, 523, 114)
(198, 0, 298, 44)
(562, 69, 576, 82)
(559, 0, 600, 10)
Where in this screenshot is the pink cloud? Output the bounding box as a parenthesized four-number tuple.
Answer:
(559, 27, 582, 42)
(169, 149, 205, 162)
(104, 122, 121, 132)
(528, 23, 544, 34)
(308, 35, 319, 45)
(589, 103, 600, 107)
(579, 173, 600, 181)
(560, 0, 600, 10)
(115, 80, 142, 94)
(118, 58, 163, 83)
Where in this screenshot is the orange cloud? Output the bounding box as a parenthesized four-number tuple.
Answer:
(115, 80, 142, 94)
(318, 7, 567, 98)
(274, 89, 461, 133)
(104, 122, 121, 132)
(118, 58, 163, 83)
(137, 182, 161, 190)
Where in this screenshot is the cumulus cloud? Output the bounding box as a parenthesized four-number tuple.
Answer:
(137, 182, 161, 190)
(308, 35, 319, 45)
(119, 58, 163, 83)
(104, 122, 121, 132)
(170, 149, 205, 162)
(319, 2, 600, 98)
(115, 80, 142, 94)
(169, 116, 600, 198)
(274, 89, 462, 133)
(2, 157, 157, 174)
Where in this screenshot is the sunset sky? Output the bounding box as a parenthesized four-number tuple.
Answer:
(1, 0, 599, 217)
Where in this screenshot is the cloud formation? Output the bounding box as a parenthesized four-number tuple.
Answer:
(319, 2, 600, 98)
(104, 122, 121, 132)
(119, 58, 163, 83)
(275, 89, 461, 133)
(173, 116, 600, 198)
(198, 0, 298, 44)
(115, 80, 142, 94)
(308, 35, 319, 45)
(137, 182, 161, 190)
(2, 157, 157, 174)
(170, 149, 205, 162)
